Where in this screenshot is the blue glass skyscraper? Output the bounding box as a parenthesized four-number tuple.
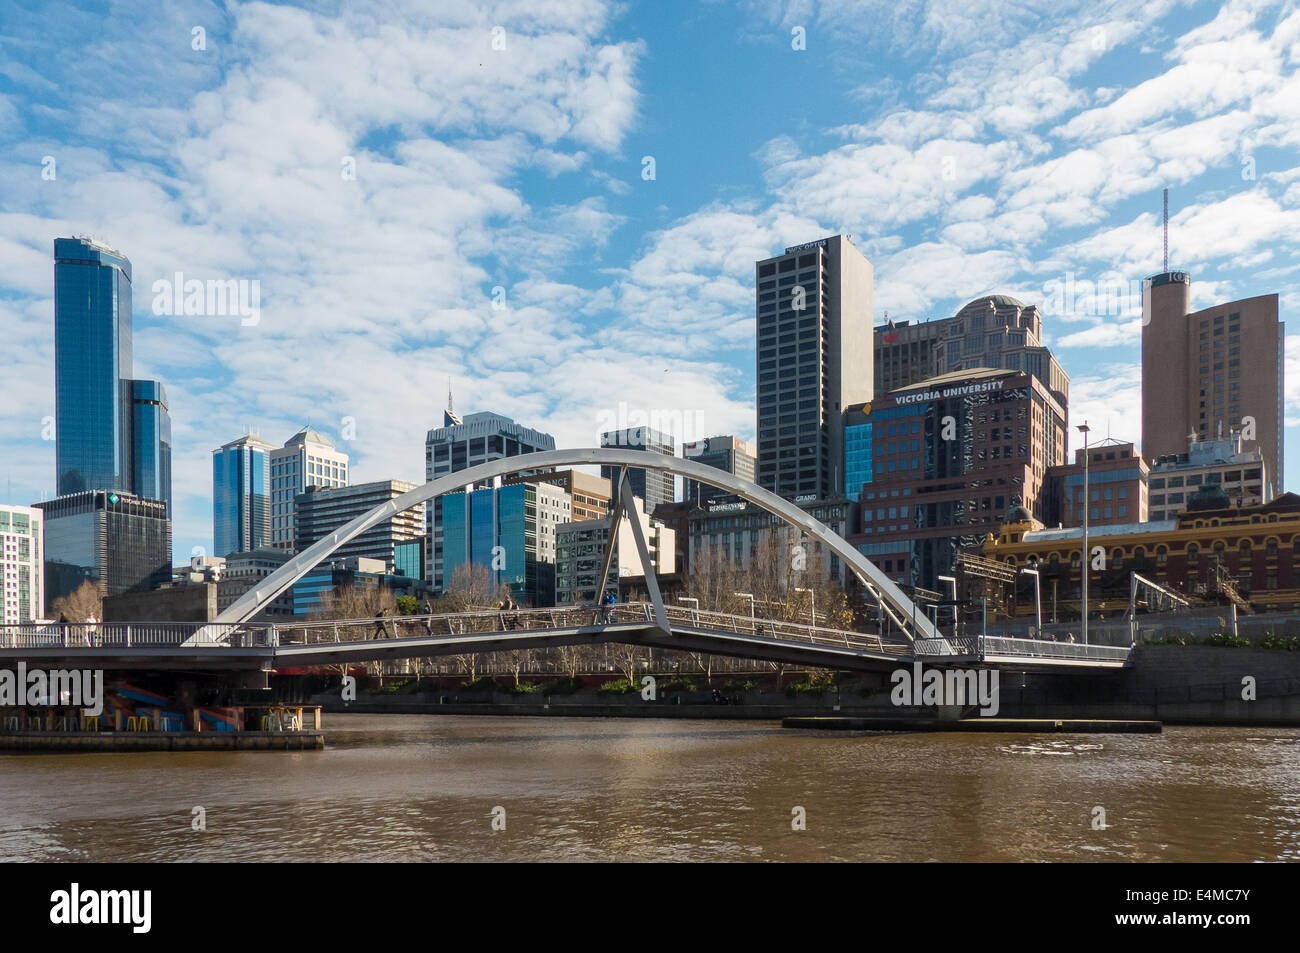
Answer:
(54, 237, 133, 496)
(130, 380, 171, 516)
(212, 434, 274, 557)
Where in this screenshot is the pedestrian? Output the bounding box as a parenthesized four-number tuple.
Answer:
(422, 599, 435, 637)
(372, 606, 391, 639)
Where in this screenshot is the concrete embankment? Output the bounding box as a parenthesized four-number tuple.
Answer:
(0, 730, 324, 752)
(782, 716, 1161, 733)
(304, 643, 1300, 726)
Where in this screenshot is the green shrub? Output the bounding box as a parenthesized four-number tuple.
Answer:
(596, 678, 637, 695)
(1203, 632, 1252, 648)
(508, 681, 544, 695)
(1261, 631, 1300, 650)
(660, 676, 702, 694)
(461, 676, 498, 692)
(723, 677, 758, 694)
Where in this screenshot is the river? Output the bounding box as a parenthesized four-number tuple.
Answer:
(1, 715, 1297, 861)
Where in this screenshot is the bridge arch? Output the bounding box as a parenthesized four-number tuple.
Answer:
(213, 448, 939, 641)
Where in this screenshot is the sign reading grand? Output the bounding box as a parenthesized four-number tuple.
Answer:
(894, 378, 1006, 406)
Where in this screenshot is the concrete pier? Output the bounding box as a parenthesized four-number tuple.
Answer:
(0, 730, 325, 752)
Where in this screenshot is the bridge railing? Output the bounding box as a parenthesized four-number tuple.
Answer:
(632, 602, 910, 655)
(978, 635, 1131, 663)
(0, 622, 272, 649)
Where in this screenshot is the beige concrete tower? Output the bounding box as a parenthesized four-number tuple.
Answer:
(1142, 271, 1284, 492)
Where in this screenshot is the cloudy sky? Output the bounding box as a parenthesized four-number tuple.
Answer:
(2, 0, 1299, 562)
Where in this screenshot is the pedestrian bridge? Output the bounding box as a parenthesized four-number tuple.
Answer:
(0, 602, 1132, 673)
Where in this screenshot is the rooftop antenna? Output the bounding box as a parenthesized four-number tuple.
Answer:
(1162, 187, 1169, 272)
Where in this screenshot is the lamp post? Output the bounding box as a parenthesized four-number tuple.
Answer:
(794, 587, 815, 628)
(1020, 566, 1041, 638)
(1077, 421, 1091, 646)
(733, 591, 756, 629)
(938, 574, 958, 639)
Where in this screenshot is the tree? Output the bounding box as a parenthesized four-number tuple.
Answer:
(51, 580, 101, 623)
(442, 563, 509, 612)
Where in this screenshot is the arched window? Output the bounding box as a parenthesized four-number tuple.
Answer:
(1111, 548, 1124, 570)
(1156, 545, 1168, 567)
(1267, 537, 1279, 559)
(1187, 542, 1199, 563)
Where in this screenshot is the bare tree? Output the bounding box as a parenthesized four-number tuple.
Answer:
(51, 580, 101, 623)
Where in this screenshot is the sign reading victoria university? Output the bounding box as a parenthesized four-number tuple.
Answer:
(894, 378, 1007, 406)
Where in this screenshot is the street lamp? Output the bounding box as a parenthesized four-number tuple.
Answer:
(1077, 421, 1091, 646)
(937, 574, 958, 639)
(1020, 566, 1042, 639)
(733, 591, 756, 629)
(794, 587, 815, 628)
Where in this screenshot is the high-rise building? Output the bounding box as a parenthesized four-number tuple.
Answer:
(425, 410, 555, 590)
(441, 482, 571, 606)
(1142, 271, 1283, 490)
(269, 427, 349, 551)
(53, 237, 134, 497)
(37, 490, 171, 612)
(599, 427, 675, 513)
(846, 367, 1068, 591)
(294, 479, 425, 578)
(212, 434, 275, 558)
(504, 469, 611, 522)
(0, 505, 44, 624)
(682, 435, 757, 506)
(874, 297, 1069, 407)
(129, 380, 171, 516)
(688, 495, 853, 587)
(293, 556, 430, 618)
(756, 235, 874, 500)
(555, 497, 675, 605)
(53, 237, 173, 522)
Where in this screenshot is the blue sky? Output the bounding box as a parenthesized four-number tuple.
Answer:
(2, 0, 1300, 564)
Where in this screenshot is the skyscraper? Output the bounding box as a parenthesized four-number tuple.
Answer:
(425, 410, 555, 589)
(53, 238, 173, 514)
(294, 479, 424, 578)
(269, 427, 349, 551)
(599, 426, 675, 513)
(54, 237, 133, 496)
(129, 380, 171, 516)
(37, 490, 171, 611)
(1142, 271, 1283, 491)
(442, 481, 571, 606)
(0, 505, 44, 624)
(212, 434, 275, 557)
(681, 435, 757, 506)
(755, 235, 874, 500)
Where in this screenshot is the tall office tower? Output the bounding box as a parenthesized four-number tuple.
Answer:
(1142, 271, 1283, 491)
(425, 410, 555, 590)
(212, 434, 275, 558)
(599, 426, 675, 513)
(681, 435, 757, 506)
(756, 235, 874, 501)
(269, 427, 349, 551)
(0, 505, 44, 624)
(295, 480, 425, 578)
(845, 367, 1068, 591)
(441, 482, 571, 606)
(53, 237, 134, 496)
(36, 490, 171, 612)
(555, 497, 676, 605)
(874, 298, 1070, 407)
(504, 469, 612, 522)
(129, 380, 171, 515)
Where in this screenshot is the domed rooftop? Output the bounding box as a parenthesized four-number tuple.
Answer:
(1005, 504, 1033, 523)
(955, 294, 1026, 318)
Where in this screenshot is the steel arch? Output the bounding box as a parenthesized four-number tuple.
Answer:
(210, 448, 940, 642)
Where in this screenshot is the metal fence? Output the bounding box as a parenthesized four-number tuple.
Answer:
(0, 622, 271, 649)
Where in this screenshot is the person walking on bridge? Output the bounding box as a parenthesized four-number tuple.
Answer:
(422, 599, 435, 637)
(372, 606, 392, 640)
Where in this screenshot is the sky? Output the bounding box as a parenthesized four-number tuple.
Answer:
(2, 0, 1300, 564)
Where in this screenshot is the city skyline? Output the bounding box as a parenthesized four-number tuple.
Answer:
(3, 0, 1299, 567)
